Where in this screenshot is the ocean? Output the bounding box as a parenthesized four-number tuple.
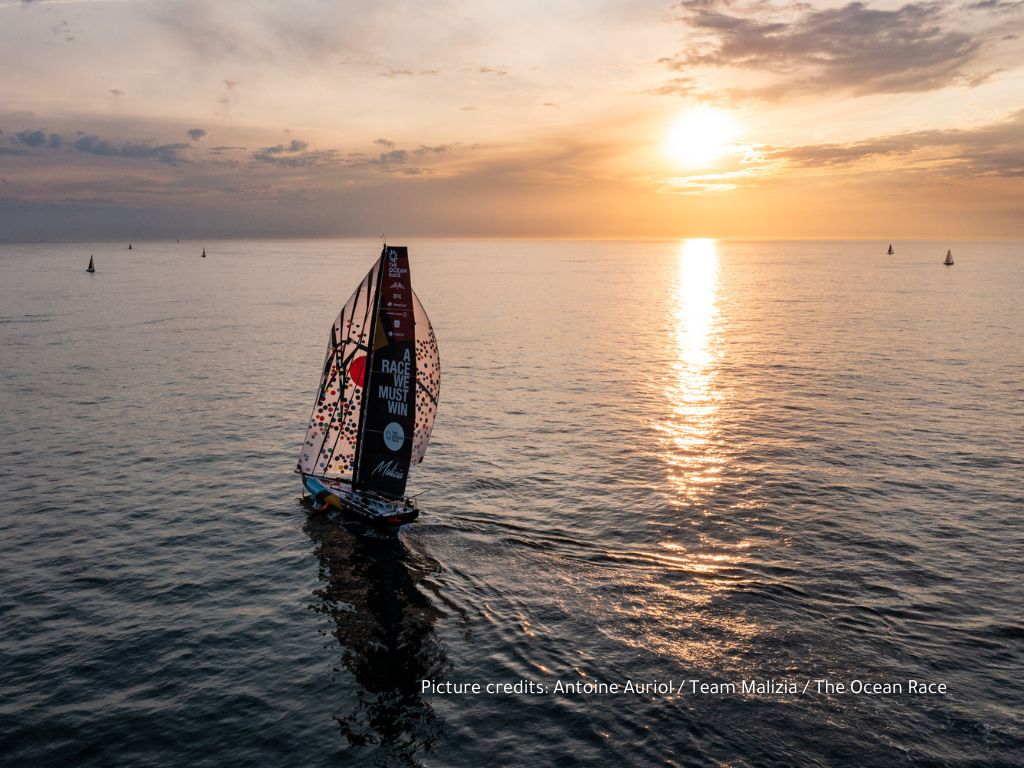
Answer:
(0, 239, 1021, 767)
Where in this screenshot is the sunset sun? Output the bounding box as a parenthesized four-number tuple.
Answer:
(666, 107, 739, 168)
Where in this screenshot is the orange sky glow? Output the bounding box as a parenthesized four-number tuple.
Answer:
(1, 0, 1022, 240)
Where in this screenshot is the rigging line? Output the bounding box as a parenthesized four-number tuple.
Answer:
(415, 375, 440, 405)
(310, 269, 370, 474)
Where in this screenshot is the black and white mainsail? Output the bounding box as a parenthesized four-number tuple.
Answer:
(297, 246, 440, 498)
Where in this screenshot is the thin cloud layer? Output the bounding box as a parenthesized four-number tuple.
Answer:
(774, 108, 1024, 176)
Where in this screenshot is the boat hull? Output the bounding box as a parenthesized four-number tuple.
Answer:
(301, 474, 419, 525)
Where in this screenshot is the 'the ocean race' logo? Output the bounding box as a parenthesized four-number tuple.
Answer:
(383, 421, 405, 451)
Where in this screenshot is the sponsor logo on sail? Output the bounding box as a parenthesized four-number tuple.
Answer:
(371, 460, 405, 480)
(383, 421, 405, 451)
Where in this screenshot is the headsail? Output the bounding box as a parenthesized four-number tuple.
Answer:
(297, 257, 382, 481)
(411, 290, 440, 464)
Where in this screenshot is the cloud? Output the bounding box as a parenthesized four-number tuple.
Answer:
(967, 0, 1024, 12)
(251, 139, 338, 167)
(4, 125, 194, 165)
(379, 68, 440, 78)
(50, 19, 74, 42)
(413, 144, 452, 155)
(12, 129, 62, 148)
(662, 0, 1003, 97)
(375, 149, 408, 164)
(338, 140, 457, 174)
(773, 108, 1024, 177)
(187, 128, 207, 141)
(257, 139, 309, 154)
(72, 135, 189, 164)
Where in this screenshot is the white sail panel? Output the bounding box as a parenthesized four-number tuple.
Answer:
(297, 259, 380, 478)
(411, 290, 440, 465)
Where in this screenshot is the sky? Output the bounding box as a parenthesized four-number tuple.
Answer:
(0, 0, 1022, 240)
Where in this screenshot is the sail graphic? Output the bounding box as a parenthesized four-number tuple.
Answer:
(297, 258, 382, 480)
(352, 247, 418, 497)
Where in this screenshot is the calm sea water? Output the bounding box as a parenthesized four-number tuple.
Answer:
(0, 239, 1021, 767)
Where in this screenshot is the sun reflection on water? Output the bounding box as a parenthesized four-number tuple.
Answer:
(660, 238, 724, 502)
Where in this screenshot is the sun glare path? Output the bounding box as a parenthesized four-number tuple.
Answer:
(662, 238, 724, 502)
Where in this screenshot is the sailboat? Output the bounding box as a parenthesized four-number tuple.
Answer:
(296, 244, 440, 525)
(201, 247, 206, 258)
(128, 243, 132, 250)
(944, 249, 954, 266)
(887, 244, 894, 255)
(86, 255, 95, 273)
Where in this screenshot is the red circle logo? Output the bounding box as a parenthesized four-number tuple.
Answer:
(348, 355, 367, 388)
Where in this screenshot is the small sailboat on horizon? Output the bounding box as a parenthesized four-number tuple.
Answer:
(128, 243, 132, 250)
(86, 255, 95, 273)
(887, 243, 894, 255)
(201, 247, 206, 258)
(944, 249, 954, 266)
(296, 244, 440, 525)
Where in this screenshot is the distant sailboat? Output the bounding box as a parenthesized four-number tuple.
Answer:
(887, 244, 894, 255)
(201, 247, 206, 258)
(128, 243, 133, 250)
(944, 249, 954, 266)
(86, 255, 95, 273)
